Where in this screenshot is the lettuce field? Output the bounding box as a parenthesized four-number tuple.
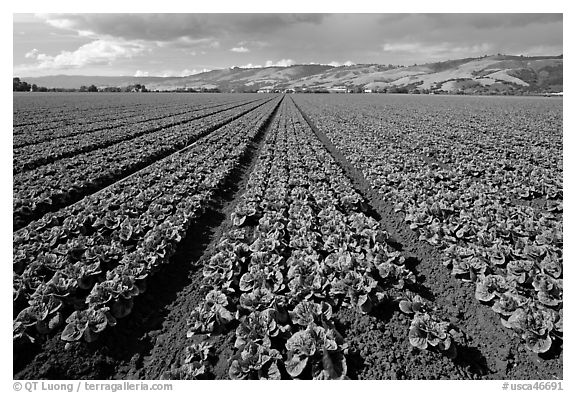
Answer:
(13, 92, 562, 380)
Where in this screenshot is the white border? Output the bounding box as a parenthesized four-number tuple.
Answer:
(3, 2, 570, 392)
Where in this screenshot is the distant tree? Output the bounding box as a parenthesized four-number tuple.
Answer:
(389, 86, 409, 94)
(124, 84, 147, 92)
(79, 85, 88, 92)
(13, 77, 31, 92)
(87, 84, 99, 92)
(31, 84, 38, 92)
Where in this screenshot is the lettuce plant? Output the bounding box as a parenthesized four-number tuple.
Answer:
(187, 290, 235, 335)
(234, 309, 289, 349)
(475, 274, 512, 302)
(285, 252, 328, 302)
(398, 294, 427, 315)
(229, 341, 282, 380)
(289, 301, 333, 327)
(504, 307, 555, 353)
(86, 274, 139, 318)
(164, 341, 214, 380)
(408, 313, 456, 358)
(14, 296, 64, 338)
(239, 288, 279, 313)
(239, 265, 284, 294)
(452, 257, 488, 282)
(554, 308, 563, 333)
(531, 274, 562, 307)
(540, 253, 562, 279)
(376, 260, 416, 290)
(491, 290, 528, 318)
(284, 323, 347, 379)
(231, 202, 258, 226)
(506, 260, 535, 285)
(168, 363, 206, 380)
(486, 243, 510, 266)
(60, 306, 116, 342)
(13, 273, 26, 303)
(203, 252, 241, 292)
(330, 270, 382, 313)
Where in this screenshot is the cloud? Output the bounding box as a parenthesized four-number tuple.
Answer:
(180, 68, 209, 76)
(382, 43, 427, 53)
(230, 46, 249, 53)
(422, 14, 562, 30)
(156, 68, 211, 77)
(382, 42, 493, 59)
(24, 48, 39, 59)
(326, 60, 355, 67)
(20, 39, 148, 72)
(265, 59, 294, 67)
(156, 37, 219, 50)
(238, 40, 268, 48)
(134, 70, 149, 77)
(239, 63, 262, 69)
(35, 14, 327, 43)
(521, 45, 564, 56)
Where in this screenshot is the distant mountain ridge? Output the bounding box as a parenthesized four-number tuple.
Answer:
(22, 54, 562, 94)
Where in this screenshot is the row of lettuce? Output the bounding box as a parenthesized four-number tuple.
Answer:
(293, 95, 562, 354)
(13, 97, 283, 346)
(14, 98, 147, 129)
(13, 96, 252, 148)
(13, 93, 235, 132)
(14, 99, 184, 146)
(167, 99, 456, 380)
(13, 98, 274, 230)
(14, 97, 266, 171)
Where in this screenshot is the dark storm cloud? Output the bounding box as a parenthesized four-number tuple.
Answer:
(421, 13, 562, 29)
(40, 13, 328, 42)
(372, 14, 562, 38)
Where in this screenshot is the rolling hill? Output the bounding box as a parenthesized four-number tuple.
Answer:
(22, 54, 562, 94)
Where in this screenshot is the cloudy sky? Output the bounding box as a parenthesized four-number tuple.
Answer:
(13, 13, 563, 77)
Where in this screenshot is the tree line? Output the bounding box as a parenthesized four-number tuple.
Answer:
(13, 77, 50, 92)
(14, 78, 148, 93)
